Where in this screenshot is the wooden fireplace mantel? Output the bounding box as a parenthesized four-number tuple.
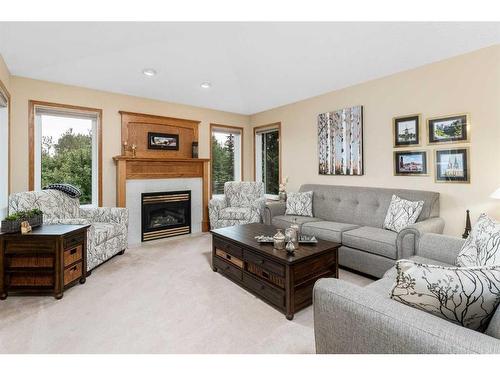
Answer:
(113, 156, 211, 232)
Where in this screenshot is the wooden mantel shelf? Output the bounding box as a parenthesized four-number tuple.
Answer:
(113, 155, 211, 232)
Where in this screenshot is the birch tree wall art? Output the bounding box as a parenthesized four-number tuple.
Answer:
(318, 105, 363, 175)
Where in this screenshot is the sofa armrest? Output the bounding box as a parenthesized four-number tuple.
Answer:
(416, 233, 464, 265)
(263, 201, 286, 225)
(79, 207, 129, 226)
(396, 217, 445, 259)
(250, 197, 267, 220)
(313, 278, 500, 354)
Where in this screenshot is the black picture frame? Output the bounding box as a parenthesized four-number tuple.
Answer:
(428, 114, 469, 144)
(393, 114, 420, 147)
(147, 132, 179, 150)
(394, 150, 427, 176)
(435, 148, 470, 183)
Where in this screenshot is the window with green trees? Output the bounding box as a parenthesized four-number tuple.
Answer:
(35, 107, 99, 206)
(255, 128, 280, 196)
(211, 127, 242, 195)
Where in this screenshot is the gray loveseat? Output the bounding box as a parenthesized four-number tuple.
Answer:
(313, 233, 500, 353)
(264, 184, 444, 278)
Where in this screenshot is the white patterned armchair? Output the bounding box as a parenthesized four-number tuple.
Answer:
(8, 190, 128, 271)
(209, 182, 266, 229)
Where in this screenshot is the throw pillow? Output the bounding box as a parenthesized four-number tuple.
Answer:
(285, 191, 313, 217)
(383, 195, 424, 232)
(390, 260, 500, 331)
(456, 213, 500, 267)
(43, 183, 82, 199)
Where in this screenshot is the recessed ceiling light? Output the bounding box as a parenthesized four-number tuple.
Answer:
(142, 68, 157, 77)
(200, 82, 212, 89)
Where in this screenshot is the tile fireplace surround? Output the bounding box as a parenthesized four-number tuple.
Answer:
(127, 178, 202, 246)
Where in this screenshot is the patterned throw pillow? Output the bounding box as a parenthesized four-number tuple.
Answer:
(456, 213, 500, 267)
(43, 183, 82, 199)
(383, 195, 424, 232)
(390, 260, 500, 331)
(285, 191, 313, 217)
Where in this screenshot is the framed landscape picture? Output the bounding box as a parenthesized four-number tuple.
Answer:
(148, 132, 179, 150)
(394, 150, 427, 176)
(435, 148, 470, 183)
(393, 114, 421, 147)
(428, 113, 469, 144)
(318, 105, 363, 175)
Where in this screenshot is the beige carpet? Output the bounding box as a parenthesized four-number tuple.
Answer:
(0, 233, 373, 354)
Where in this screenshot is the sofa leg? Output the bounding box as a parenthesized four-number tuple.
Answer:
(86, 270, 92, 277)
(118, 249, 125, 255)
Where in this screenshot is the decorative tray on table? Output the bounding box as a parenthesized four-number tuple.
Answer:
(254, 234, 318, 244)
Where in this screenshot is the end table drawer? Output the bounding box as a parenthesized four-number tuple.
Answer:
(64, 262, 83, 286)
(214, 257, 242, 282)
(243, 251, 285, 277)
(213, 237, 243, 258)
(64, 233, 85, 249)
(215, 249, 243, 268)
(64, 245, 83, 267)
(8, 273, 54, 287)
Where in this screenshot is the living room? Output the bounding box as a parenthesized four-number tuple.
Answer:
(1, 1, 500, 372)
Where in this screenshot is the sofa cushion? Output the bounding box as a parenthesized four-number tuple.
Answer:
(92, 222, 124, 246)
(383, 195, 424, 233)
(342, 226, 397, 259)
(272, 215, 322, 229)
(219, 207, 252, 221)
(285, 191, 313, 217)
(390, 260, 500, 331)
(302, 221, 359, 243)
(456, 213, 500, 267)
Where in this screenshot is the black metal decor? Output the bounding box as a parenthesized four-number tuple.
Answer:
(462, 209, 472, 239)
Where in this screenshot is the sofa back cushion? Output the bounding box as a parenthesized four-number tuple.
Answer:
(224, 181, 264, 208)
(9, 189, 80, 220)
(299, 184, 440, 228)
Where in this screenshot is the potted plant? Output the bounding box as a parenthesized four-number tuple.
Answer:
(1, 209, 44, 233)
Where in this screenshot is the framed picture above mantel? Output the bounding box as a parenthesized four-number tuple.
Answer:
(147, 132, 179, 150)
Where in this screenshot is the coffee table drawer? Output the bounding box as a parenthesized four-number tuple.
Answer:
(243, 273, 285, 308)
(213, 237, 243, 258)
(214, 257, 242, 282)
(244, 250, 285, 277)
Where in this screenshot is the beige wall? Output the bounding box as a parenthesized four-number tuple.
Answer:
(9, 77, 252, 207)
(251, 45, 500, 236)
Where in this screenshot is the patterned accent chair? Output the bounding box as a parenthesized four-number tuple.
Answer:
(8, 190, 128, 271)
(209, 182, 266, 229)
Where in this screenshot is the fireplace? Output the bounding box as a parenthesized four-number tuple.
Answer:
(141, 190, 191, 242)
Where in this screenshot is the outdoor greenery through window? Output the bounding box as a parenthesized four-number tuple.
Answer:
(35, 107, 99, 206)
(255, 128, 279, 196)
(211, 127, 242, 195)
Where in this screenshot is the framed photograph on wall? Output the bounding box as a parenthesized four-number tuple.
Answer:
(394, 150, 428, 176)
(148, 132, 179, 150)
(435, 147, 470, 183)
(393, 114, 421, 147)
(427, 113, 469, 144)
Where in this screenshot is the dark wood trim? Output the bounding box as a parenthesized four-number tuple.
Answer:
(28, 100, 103, 206)
(0, 78, 11, 194)
(209, 123, 245, 197)
(252, 122, 282, 189)
(118, 110, 201, 125)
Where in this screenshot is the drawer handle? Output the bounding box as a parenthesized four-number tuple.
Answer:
(255, 260, 264, 265)
(70, 265, 77, 272)
(70, 248, 77, 255)
(225, 254, 232, 260)
(260, 285, 265, 291)
(224, 265, 230, 271)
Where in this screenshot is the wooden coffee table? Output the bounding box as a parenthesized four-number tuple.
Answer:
(211, 223, 340, 320)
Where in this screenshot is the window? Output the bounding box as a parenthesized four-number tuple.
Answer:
(30, 102, 102, 206)
(210, 124, 243, 196)
(0, 83, 9, 219)
(255, 124, 280, 198)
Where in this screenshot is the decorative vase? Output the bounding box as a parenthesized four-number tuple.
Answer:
(279, 191, 287, 202)
(192, 141, 199, 158)
(285, 241, 296, 255)
(285, 226, 298, 248)
(273, 229, 286, 250)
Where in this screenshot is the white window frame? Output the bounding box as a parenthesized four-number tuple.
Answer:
(210, 125, 243, 198)
(33, 105, 100, 207)
(255, 126, 280, 200)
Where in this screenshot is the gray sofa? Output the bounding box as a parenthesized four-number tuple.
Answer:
(313, 233, 500, 353)
(264, 184, 444, 278)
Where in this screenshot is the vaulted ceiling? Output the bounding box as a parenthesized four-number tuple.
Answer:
(0, 22, 499, 114)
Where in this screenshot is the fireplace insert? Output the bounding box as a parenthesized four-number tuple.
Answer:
(141, 190, 191, 242)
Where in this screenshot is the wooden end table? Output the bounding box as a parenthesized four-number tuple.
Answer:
(0, 224, 90, 300)
(211, 223, 340, 320)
